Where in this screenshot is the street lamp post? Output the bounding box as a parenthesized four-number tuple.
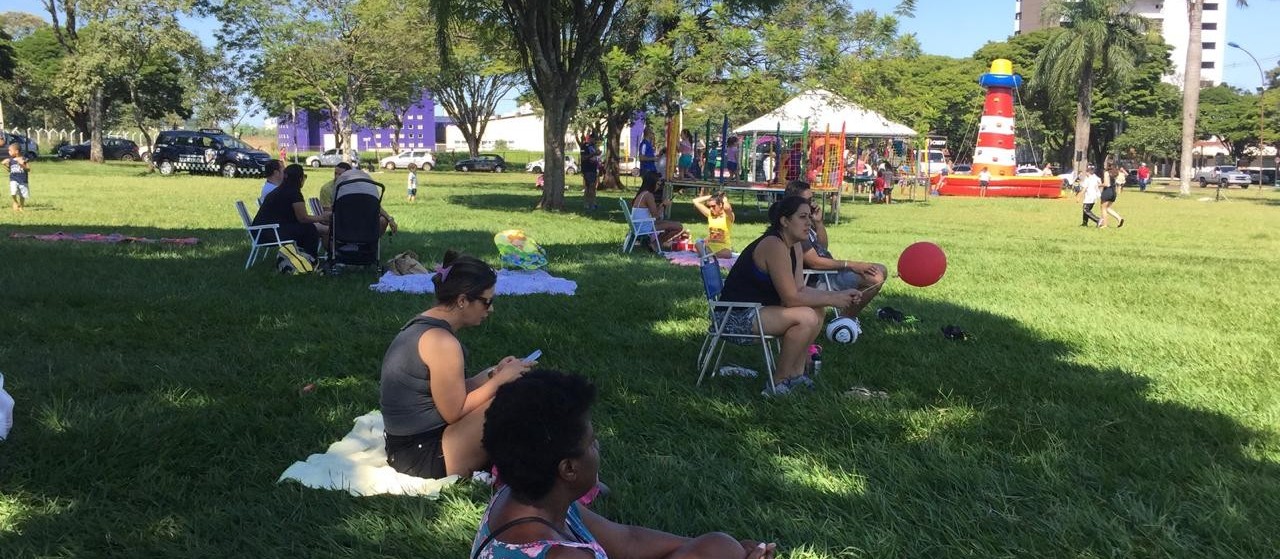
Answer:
(1228, 42, 1268, 187)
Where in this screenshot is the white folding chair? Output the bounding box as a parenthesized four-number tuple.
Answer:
(619, 197, 663, 255)
(803, 269, 838, 291)
(694, 240, 780, 393)
(235, 200, 292, 269)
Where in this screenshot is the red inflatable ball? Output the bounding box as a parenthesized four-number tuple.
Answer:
(897, 242, 947, 287)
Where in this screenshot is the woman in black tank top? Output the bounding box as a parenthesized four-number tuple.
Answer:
(379, 250, 534, 478)
(1098, 164, 1125, 228)
(720, 197, 863, 394)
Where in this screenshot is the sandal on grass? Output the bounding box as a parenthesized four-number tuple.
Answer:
(844, 386, 889, 400)
(718, 365, 759, 378)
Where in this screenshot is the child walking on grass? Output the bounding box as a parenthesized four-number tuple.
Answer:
(5, 144, 30, 212)
(407, 168, 418, 203)
(693, 192, 734, 258)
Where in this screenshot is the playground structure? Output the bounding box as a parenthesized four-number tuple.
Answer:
(930, 59, 1061, 198)
(652, 90, 925, 220)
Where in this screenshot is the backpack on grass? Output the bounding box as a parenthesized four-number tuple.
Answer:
(276, 243, 316, 275)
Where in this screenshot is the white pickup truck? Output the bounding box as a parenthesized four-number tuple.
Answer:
(1192, 165, 1253, 188)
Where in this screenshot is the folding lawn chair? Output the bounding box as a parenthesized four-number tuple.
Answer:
(619, 197, 663, 255)
(235, 200, 292, 269)
(803, 269, 838, 291)
(694, 240, 780, 393)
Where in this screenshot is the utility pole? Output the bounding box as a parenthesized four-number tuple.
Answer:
(1228, 42, 1267, 188)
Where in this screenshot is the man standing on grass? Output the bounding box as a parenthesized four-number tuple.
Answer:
(1078, 165, 1102, 227)
(580, 134, 600, 210)
(1137, 163, 1151, 192)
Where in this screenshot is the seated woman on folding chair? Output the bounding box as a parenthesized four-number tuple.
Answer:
(252, 163, 330, 259)
(631, 173, 685, 250)
(379, 250, 535, 479)
(719, 196, 862, 396)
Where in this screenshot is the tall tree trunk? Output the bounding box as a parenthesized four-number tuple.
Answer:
(1178, 0, 1204, 195)
(463, 131, 481, 158)
(603, 121, 624, 190)
(89, 86, 104, 163)
(1072, 64, 1095, 175)
(541, 103, 569, 210)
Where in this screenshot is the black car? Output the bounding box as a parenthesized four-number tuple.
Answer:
(150, 129, 273, 178)
(57, 137, 141, 161)
(2, 132, 39, 159)
(454, 154, 506, 172)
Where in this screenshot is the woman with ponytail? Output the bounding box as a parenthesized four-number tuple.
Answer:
(380, 250, 534, 478)
(718, 197, 862, 396)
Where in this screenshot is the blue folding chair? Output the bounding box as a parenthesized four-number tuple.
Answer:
(694, 241, 779, 393)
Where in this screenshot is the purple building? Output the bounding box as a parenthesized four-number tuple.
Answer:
(276, 92, 442, 154)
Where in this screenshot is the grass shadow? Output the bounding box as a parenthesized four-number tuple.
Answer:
(609, 293, 1280, 556)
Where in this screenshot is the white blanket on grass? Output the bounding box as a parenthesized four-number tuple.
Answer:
(370, 269, 577, 296)
(278, 411, 460, 497)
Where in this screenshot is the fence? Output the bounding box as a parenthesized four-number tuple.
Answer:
(3, 128, 159, 154)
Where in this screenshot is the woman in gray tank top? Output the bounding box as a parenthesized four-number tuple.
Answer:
(380, 250, 534, 478)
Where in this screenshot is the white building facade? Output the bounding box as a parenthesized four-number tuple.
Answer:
(1015, 0, 1227, 87)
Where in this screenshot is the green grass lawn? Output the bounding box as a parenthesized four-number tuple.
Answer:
(1, 160, 1278, 557)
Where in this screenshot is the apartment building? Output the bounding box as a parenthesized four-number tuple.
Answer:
(1014, 0, 1226, 86)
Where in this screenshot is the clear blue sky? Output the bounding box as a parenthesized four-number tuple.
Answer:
(4, 0, 1278, 121)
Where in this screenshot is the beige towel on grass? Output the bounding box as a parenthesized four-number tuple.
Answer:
(278, 411, 459, 497)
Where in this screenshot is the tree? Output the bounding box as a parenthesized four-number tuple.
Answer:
(495, 0, 622, 210)
(426, 24, 522, 158)
(5, 27, 72, 130)
(97, 2, 200, 152)
(42, 0, 196, 162)
(190, 55, 262, 137)
(1034, 0, 1147, 176)
(214, 0, 428, 161)
(1, 11, 46, 42)
(1177, 0, 1249, 195)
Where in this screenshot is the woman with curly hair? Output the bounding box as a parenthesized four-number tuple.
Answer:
(473, 370, 777, 559)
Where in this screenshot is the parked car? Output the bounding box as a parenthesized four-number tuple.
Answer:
(616, 156, 641, 176)
(926, 149, 949, 174)
(525, 155, 577, 174)
(1015, 165, 1043, 175)
(2, 132, 39, 159)
(1192, 165, 1252, 188)
(455, 153, 506, 172)
(306, 148, 360, 168)
(950, 163, 972, 174)
(378, 149, 435, 171)
(150, 128, 273, 178)
(57, 137, 140, 161)
(1242, 168, 1277, 185)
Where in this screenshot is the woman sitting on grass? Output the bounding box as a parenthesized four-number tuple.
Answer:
(693, 192, 734, 259)
(473, 369, 777, 559)
(718, 196, 860, 396)
(252, 163, 330, 258)
(380, 250, 534, 479)
(631, 175, 685, 250)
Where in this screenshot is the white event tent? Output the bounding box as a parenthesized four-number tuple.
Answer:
(734, 89, 917, 137)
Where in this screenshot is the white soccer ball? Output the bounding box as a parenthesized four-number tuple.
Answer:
(825, 317, 861, 344)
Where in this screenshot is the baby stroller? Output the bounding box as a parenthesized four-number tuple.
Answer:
(324, 169, 385, 274)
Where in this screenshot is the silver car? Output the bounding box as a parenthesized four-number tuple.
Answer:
(1194, 165, 1252, 188)
(306, 148, 359, 168)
